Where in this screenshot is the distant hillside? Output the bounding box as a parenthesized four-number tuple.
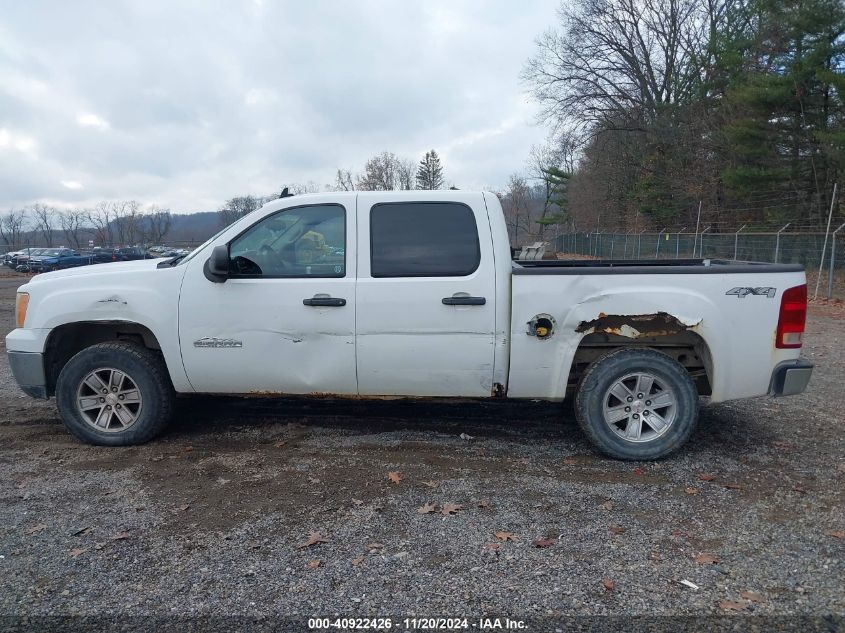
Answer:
(166, 212, 220, 243)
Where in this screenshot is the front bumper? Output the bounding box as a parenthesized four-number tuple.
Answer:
(7, 351, 48, 399)
(769, 358, 813, 397)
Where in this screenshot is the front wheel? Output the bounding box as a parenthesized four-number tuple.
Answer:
(574, 348, 699, 460)
(56, 342, 175, 446)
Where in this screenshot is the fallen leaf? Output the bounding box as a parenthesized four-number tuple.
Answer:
(307, 559, 322, 569)
(183, 446, 193, 453)
(274, 440, 287, 448)
(633, 467, 644, 476)
(421, 480, 438, 488)
(563, 458, 577, 466)
(297, 532, 328, 549)
(151, 456, 164, 462)
(494, 531, 518, 542)
(248, 540, 261, 549)
(441, 503, 463, 516)
(694, 553, 720, 565)
(609, 524, 626, 535)
(792, 485, 807, 494)
(740, 590, 764, 603)
(685, 487, 700, 495)
(724, 483, 744, 490)
(178, 504, 190, 512)
(459, 432, 474, 440)
(352, 499, 364, 507)
(111, 531, 130, 541)
(599, 500, 614, 511)
(602, 578, 615, 591)
(25, 524, 46, 535)
(417, 502, 437, 514)
(826, 529, 845, 539)
(366, 542, 384, 550)
(352, 555, 365, 566)
(718, 600, 747, 611)
(387, 471, 402, 484)
(477, 499, 491, 509)
(532, 537, 555, 548)
(71, 526, 92, 537)
(484, 542, 502, 551)
(697, 473, 716, 482)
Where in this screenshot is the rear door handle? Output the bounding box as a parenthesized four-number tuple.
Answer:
(303, 297, 346, 307)
(442, 296, 486, 306)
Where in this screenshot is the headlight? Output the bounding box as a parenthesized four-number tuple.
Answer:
(15, 292, 29, 328)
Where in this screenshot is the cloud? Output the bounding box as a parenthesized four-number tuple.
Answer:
(0, 1, 552, 212)
(61, 180, 84, 190)
(76, 114, 110, 130)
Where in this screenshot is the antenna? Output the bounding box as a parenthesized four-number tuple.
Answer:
(279, 187, 294, 199)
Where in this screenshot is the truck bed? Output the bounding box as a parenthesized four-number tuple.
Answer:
(512, 258, 804, 274)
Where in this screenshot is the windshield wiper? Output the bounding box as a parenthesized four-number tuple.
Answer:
(157, 254, 187, 269)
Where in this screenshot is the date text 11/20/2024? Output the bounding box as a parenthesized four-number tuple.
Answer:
(307, 617, 527, 630)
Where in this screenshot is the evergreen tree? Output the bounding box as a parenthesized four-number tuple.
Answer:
(416, 150, 445, 190)
(537, 166, 572, 232)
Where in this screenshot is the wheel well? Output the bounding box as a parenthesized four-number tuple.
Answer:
(44, 322, 162, 396)
(567, 330, 713, 396)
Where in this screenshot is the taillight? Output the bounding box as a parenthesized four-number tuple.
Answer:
(776, 284, 807, 349)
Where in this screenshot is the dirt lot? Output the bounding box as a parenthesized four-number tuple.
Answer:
(0, 268, 843, 629)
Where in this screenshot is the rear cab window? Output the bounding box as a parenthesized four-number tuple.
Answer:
(370, 202, 480, 277)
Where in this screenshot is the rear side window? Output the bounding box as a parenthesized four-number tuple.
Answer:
(370, 202, 480, 277)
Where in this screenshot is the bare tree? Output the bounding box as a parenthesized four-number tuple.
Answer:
(522, 0, 719, 134)
(356, 152, 413, 191)
(218, 195, 261, 227)
(146, 205, 173, 243)
(31, 203, 57, 247)
(59, 209, 88, 250)
(332, 169, 356, 191)
(87, 202, 113, 247)
(501, 174, 534, 245)
(0, 208, 28, 249)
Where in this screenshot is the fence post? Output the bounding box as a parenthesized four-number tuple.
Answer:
(675, 227, 686, 259)
(815, 183, 838, 300)
(830, 222, 845, 299)
(623, 231, 630, 258)
(609, 234, 615, 259)
(637, 229, 645, 258)
(774, 223, 791, 263)
(700, 226, 711, 258)
(655, 227, 667, 258)
(734, 224, 747, 260)
(693, 201, 702, 256)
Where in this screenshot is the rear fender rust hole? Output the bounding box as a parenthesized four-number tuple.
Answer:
(527, 313, 556, 339)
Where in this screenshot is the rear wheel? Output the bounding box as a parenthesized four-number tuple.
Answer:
(574, 348, 698, 460)
(56, 342, 174, 446)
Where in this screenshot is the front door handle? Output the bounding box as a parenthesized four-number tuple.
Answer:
(303, 297, 346, 307)
(442, 296, 486, 306)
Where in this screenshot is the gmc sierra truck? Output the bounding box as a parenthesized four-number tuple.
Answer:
(6, 191, 813, 459)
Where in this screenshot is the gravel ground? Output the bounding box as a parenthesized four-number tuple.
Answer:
(0, 269, 843, 631)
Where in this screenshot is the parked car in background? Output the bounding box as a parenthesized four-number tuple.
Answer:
(13, 248, 50, 272)
(5, 248, 40, 269)
(90, 247, 153, 263)
(27, 248, 91, 273)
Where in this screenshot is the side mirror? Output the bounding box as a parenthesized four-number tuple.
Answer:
(204, 244, 230, 283)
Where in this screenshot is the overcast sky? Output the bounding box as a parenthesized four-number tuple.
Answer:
(0, 1, 553, 213)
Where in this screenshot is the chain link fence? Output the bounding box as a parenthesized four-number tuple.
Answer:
(553, 228, 845, 299)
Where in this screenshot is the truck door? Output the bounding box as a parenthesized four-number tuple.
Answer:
(178, 196, 357, 394)
(355, 192, 497, 397)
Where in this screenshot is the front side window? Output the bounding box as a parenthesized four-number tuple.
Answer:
(229, 204, 346, 278)
(370, 202, 480, 277)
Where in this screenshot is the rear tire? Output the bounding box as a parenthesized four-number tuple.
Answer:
(56, 342, 174, 446)
(574, 348, 698, 460)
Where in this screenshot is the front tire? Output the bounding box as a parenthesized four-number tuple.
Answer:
(574, 348, 699, 460)
(56, 342, 174, 446)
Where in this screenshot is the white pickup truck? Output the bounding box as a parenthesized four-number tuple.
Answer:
(7, 191, 813, 459)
